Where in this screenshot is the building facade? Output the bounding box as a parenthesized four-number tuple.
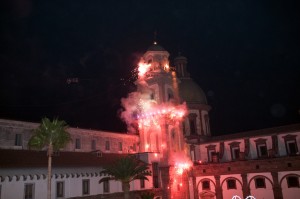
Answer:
(1, 43, 300, 199)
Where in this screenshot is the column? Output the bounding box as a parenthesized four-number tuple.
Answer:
(192, 175, 198, 199)
(271, 172, 283, 199)
(214, 175, 223, 199)
(241, 173, 250, 198)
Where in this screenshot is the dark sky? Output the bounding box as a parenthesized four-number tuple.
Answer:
(1, 0, 299, 135)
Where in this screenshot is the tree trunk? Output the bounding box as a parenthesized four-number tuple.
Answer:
(48, 144, 53, 199)
(122, 182, 130, 199)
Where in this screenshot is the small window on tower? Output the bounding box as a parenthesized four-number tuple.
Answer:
(189, 119, 196, 135)
(168, 92, 174, 101)
(166, 88, 174, 101)
(182, 122, 186, 135)
(150, 93, 155, 100)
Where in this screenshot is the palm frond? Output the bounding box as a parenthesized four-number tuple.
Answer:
(28, 117, 71, 152)
(100, 155, 151, 184)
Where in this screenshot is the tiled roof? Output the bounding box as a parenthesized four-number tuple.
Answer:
(0, 149, 128, 168)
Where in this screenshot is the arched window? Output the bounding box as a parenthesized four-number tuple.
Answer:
(188, 113, 197, 135)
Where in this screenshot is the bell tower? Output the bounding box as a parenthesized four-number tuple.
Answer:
(131, 42, 191, 199)
(136, 43, 185, 161)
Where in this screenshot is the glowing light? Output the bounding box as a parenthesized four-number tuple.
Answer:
(138, 62, 151, 78)
(175, 162, 192, 175)
(176, 167, 184, 175)
(145, 144, 149, 149)
(154, 153, 158, 157)
(164, 64, 170, 71)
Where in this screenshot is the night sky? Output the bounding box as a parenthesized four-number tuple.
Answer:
(1, 0, 299, 135)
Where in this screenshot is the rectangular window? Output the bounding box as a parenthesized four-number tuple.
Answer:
(15, 134, 22, 146)
(140, 179, 145, 188)
(75, 138, 81, 149)
(118, 142, 123, 151)
(82, 179, 90, 195)
(258, 145, 268, 157)
(288, 142, 298, 155)
(182, 122, 186, 135)
(189, 119, 196, 135)
(227, 179, 237, 189)
(91, 140, 96, 150)
(231, 147, 240, 160)
(152, 162, 159, 188)
(287, 176, 299, 188)
(202, 181, 210, 190)
(208, 150, 216, 162)
(255, 178, 266, 188)
(150, 92, 155, 100)
(105, 141, 110, 151)
(103, 180, 110, 193)
(24, 184, 34, 199)
(56, 181, 64, 198)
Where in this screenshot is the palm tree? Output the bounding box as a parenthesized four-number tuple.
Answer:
(28, 117, 71, 199)
(99, 155, 152, 199)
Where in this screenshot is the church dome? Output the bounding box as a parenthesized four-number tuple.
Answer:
(147, 43, 165, 51)
(178, 78, 207, 104)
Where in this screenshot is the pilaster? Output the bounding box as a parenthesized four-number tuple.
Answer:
(214, 175, 223, 199)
